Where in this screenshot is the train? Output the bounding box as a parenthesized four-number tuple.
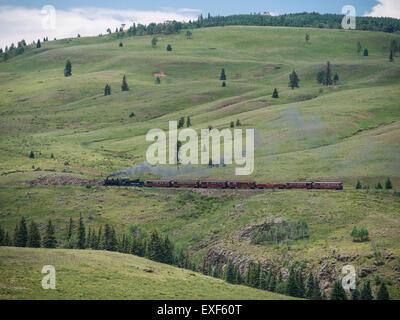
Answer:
(105, 177, 343, 190)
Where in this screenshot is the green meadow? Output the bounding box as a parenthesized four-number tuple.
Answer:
(0, 26, 400, 299)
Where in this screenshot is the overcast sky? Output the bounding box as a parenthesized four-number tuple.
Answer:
(1, 0, 399, 50)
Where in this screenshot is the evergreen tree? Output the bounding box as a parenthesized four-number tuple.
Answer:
(36, 39, 41, 48)
(186, 31, 192, 39)
(376, 182, 383, 189)
(389, 49, 393, 62)
(286, 270, 298, 297)
(213, 261, 220, 278)
(324, 61, 333, 86)
(15, 217, 28, 247)
(312, 278, 322, 300)
(317, 71, 325, 84)
(0, 225, 4, 246)
(155, 77, 161, 84)
(119, 42, 123, 47)
(330, 280, 347, 300)
(360, 280, 373, 300)
(357, 41, 362, 55)
(225, 260, 236, 284)
(363, 49, 369, 56)
(272, 88, 279, 98)
(219, 68, 226, 81)
(13, 224, 19, 246)
(109, 227, 118, 251)
(43, 219, 57, 248)
(64, 60, 72, 77)
(27, 220, 41, 248)
(29, 151, 35, 159)
(333, 73, 339, 84)
(222, 81, 226, 87)
(296, 271, 306, 298)
(77, 214, 85, 249)
(236, 119, 241, 126)
(178, 117, 185, 128)
(259, 269, 267, 290)
(246, 262, 260, 288)
(186, 116, 191, 127)
(146, 229, 164, 262)
(67, 217, 73, 241)
(121, 75, 129, 91)
(235, 267, 243, 284)
(305, 34, 310, 43)
(385, 178, 393, 189)
(166, 44, 172, 51)
(162, 235, 174, 264)
(356, 180, 362, 189)
(268, 273, 276, 292)
(151, 37, 158, 48)
(104, 84, 111, 95)
(230, 121, 234, 128)
(377, 283, 390, 300)
(288, 70, 299, 89)
(306, 272, 314, 299)
(351, 288, 360, 300)
(4, 231, 11, 246)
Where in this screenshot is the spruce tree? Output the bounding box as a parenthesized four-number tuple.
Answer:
(230, 121, 234, 128)
(109, 227, 118, 251)
(162, 235, 174, 264)
(389, 49, 393, 62)
(64, 60, 72, 77)
(77, 214, 85, 249)
(146, 229, 163, 262)
(364, 49, 369, 56)
(0, 225, 3, 246)
(288, 71, 299, 89)
(121, 75, 129, 91)
(306, 272, 314, 299)
(330, 280, 347, 300)
(312, 278, 322, 300)
(286, 270, 298, 297)
(360, 280, 373, 300)
(272, 88, 279, 98)
(356, 180, 362, 189)
(219, 68, 226, 81)
(36, 39, 41, 48)
(317, 71, 325, 84)
(268, 273, 276, 292)
(186, 116, 191, 127)
(324, 61, 333, 86)
(16, 217, 28, 247)
(259, 269, 267, 289)
(351, 288, 360, 300)
(43, 219, 57, 248)
(13, 224, 19, 246)
(166, 44, 172, 51)
(385, 178, 392, 189)
(104, 84, 111, 95)
(222, 81, 226, 87)
(377, 283, 390, 300)
(225, 260, 236, 284)
(376, 182, 383, 189)
(4, 231, 11, 246)
(236, 119, 241, 126)
(296, 271, 306, 298)
(27, 221, 41, 248)
(333, 73, 339, 84)
(213, 261, 220, 278)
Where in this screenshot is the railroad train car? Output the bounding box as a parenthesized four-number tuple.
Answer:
(256, 183, 286, 189)
(312, 181, 343, 190)
(228, 180, 256, 189)
(146, 179, 172, 187)
(199, 180, 228, 188)
(172, 180, 199, 188)
(285, 181, 313, 189)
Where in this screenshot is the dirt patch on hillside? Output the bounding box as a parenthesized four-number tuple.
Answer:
(29, 174, 101, 186)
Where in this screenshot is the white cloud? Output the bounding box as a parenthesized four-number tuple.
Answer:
(364, 0, 400, 19)
(0, 6, 199, 49)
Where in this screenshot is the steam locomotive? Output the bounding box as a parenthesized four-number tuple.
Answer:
(105, 178, 343, 190)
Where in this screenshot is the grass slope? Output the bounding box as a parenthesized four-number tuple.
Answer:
(0, 247, 294, 300)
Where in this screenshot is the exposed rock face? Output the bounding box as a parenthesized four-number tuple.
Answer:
(238, 217, 285, 238)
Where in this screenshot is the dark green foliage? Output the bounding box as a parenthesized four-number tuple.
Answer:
(377, 283, 390, 300)
(219, 68, 226, 81)
(333, 73, 339, 84)
(4, 231, 11, 246)
(15, 217, 28, 247)
(306, 272, 314, 299)
(357, 41, 362, 55)
(272, 88, 279, 98)
(251, 220, 309, 245)
(27, 221, 41, 248)
(363, 49, 369, 56)
(324, 61, 333, 86)
(236, 119, 241, 126)
(166, 44, 172, 51)
(212, 261, 220, 278)
(221, 81, 226, 87)
(155, 77, 161, 84)
(151, 37, 158, 48)
(356, 180, 362, 189)
(286, 270, 298, 297)
(376, 182, 383, 189)
(360, 280, 373, 300)
(259, 269, 267, 290)
(119, 42, 123, 47)
(43, 219, 57, 248)
(0, 225, 3, 246)
(350, 226, 369, 242)
(246, 261, 261, 288)
(178, 116, 185, 129)
(36, 39, 41, 48)
(268, 273, 276, 292)
(305, 33, 310, 43)
(129, 112, 135, 118)
(351, 288, 360, 300)
(64, 60, 72, 77)
(296, 272, 305, 298)
(389, 49, 393, 62)
(29, 151, 35, 159)
(330, 280, 347, 300)
(312, 278, 322, 300)
(224, 260, 235, 284)
(230, 121, 234, 128)
(186, 30, 192, 39)
(385, 178, 393, 189)
(317, 71, 325, 84)
(121, 75, 129, 91)
(77, 214, 86, 249)
(186, 116, 191, 127)
(146, 229, 164, 262)
(104, 84, 111, 95)
(288, 70, 299, 89)
(162, 236, 174, 264)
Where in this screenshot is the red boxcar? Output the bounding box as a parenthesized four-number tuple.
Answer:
(256, 183, 285, 189)
(146, 180, 172, 187)
(172, 180, 199, 188)
(285, 181, 313, 189)
(199, 180, 228, 188)
(228, 180, 256, 189)
(312, 181, 343, 190)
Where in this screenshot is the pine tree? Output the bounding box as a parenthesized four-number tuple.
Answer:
(296, 271, 306, 298)
(225, 260, 236, 284)
(356, 180, 362, 189)
(43, 219, 57, 248)
(109, 227, 118, 251)
(166, 44, 172, 51)
(230, 121, 234, 128)
(259, 269, 267, 289)
(67, 217, 73, 241)
(96, 225, 102, 250)
(29, 151, 35, 159)
(364, 49, 369, 56)
(219, 68, 226, 81)
(77, 214, 85, 249)
(0, 225, 4, 246)
(305, 34, 310, 43)
(376, 182, 383, 189)
(186, 116, 191, 127)
(86, 227, 91, 249)
(268, 273, 276, 292)
(306, 272, 314, 299)
(36, 39, 41, 48)
(357, 41, 362, 55)
(64, 60, 72, 77)
(317, 71, 325, 84)
(27, 221, 41, 248)
(360, 280, 373, 300)
(178, 117, 185, 129)
(121, 75, 129, 91)
(272, 88, 279, 98)
(333, 73, 339, 84)
(312, 278, 322, 300)
(246, 262, 260, 288)
(286, 270, 298, 297)
(13, 224, 19, 246)
(146, 229, 164, 262)
(324, 61, 333, 86)
(385, 178, 392, 189)
(222, 81, 226, 87)
(155, 77, 161, 84)
(213, 261, 220, 278)
(288, 71, 299, 89)
(4, 231, 11, 246)
(104, 84, 111, 95)
(377, 283, 390, 300)
(351, 288, 360, 300)
(162, 235, 174, 264)
(119, 42, 123, 47)
(330, 280, 347, 300)
(15, 217, 28, 247)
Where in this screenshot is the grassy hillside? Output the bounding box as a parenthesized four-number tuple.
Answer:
(0, 247, 295, 300)
(0, 26, 400, 299)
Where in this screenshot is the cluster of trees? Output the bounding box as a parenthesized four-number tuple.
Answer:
(177, 116, 192, 128)
(356, 178, 393, 190)
(219, 68, 227, 87)
(350, 226, 369, 242)
(251, 220, 309, 245)
(0, 217, 56, 248)
(181, 12, 400, 33)
(288, 71, 299, 89)
(331, 279, 389, 300)
(317, 61, 339, 86)
(230, 119, 241, 128)
(1, 37, 51, 62)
